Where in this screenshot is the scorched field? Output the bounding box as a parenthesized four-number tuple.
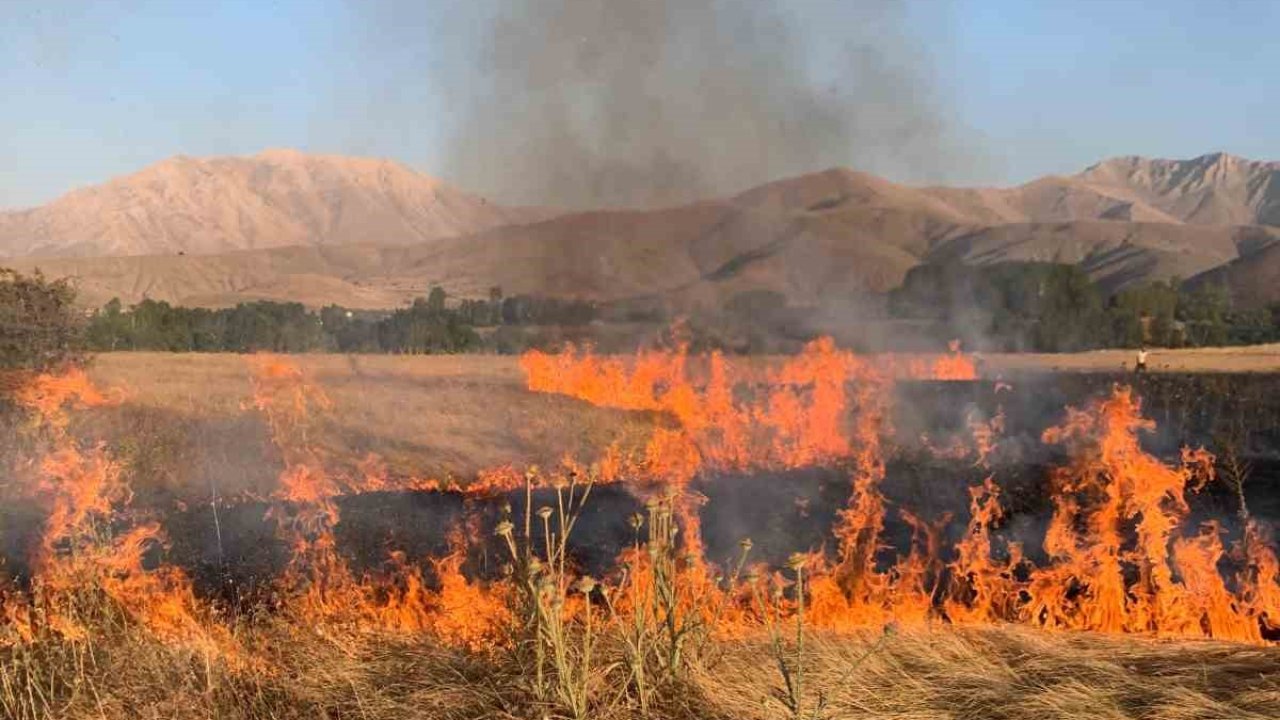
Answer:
(1, 342, 1278, 720)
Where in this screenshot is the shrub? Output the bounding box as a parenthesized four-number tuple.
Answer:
(0, 267, 84, 372)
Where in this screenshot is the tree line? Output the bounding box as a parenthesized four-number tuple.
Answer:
(83, 286, 600, 354)
(889, 262, 1280, 352)
(4, 263, 1278, 372)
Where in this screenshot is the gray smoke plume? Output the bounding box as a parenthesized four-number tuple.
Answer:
(391, 0, 975, 208)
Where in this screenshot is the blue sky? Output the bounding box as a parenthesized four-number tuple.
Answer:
(1, 0, 1276, 208)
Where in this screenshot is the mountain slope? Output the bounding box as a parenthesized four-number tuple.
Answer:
(1, 193, 925, 310)
(0, 149, 550, 258)
(4, 151, 1278, 312)
(1075, 152, 1280, 227)
(1188, 238, 1280, 309)
(925, 221, 1278, 293)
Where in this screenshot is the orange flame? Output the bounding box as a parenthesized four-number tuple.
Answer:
(520, 342, 1277, 643)
(3, 370, 234, 656)
(4, 345, 1277, 664)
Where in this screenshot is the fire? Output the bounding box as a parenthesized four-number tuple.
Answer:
(522, 338, 890, 477)
(248, 356, 512, 649)
(1239, 520, 1280, 631)
(425, 548, 514, 651)
(1, 339, 1277, 673)
(519, 342, 1277, 641)
(14, 367, 116, 432)
(2, 369, 233, 655)
(876, 339, 979, 381)
(1022, 388, 1261, 639)
(946, 476, 1023, 625)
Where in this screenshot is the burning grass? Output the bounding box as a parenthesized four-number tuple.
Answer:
(1, 340, 1278, 719)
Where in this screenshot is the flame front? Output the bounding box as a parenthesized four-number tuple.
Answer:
(518, 341, 1276, 641)
(2, 339, 1277, 670)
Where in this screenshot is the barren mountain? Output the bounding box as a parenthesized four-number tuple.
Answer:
(924, 221, 1278, 294)
(1075, 152, 1280, 227)
(4, 151, 1278, 312)
(1, 192, 926, 311)
(0, 149, 550, 258)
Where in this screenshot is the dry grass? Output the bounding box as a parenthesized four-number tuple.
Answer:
(2, 351, 1271, 719)
(4, 623, 1277, 720)
(77, 346, 1280, 502)
(80, 344, 1280, 497)
(702, 628, 1280, 720)
(982, 343, 1280, 375)
(82, 352, 654, 499)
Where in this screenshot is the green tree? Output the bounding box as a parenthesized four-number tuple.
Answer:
(1225, 306, 1275, 345)
(1021, 265, 1103, 352)
(1178, 282, 1230, 346)
(1107, 281, 1179, 347)
(86, 297, 132, 351)
(427, 285, 447, 314)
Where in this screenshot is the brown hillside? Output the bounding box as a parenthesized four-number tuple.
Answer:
(1188, 239, 1280, 309)
(925, 221, 1279, 292)
(5, 191, 925, 310)
(1076, 152, 1280, 227)
(0, 149, 551, 258)
(5, 151, 1279, 310)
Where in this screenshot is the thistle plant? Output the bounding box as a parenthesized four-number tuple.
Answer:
(495, 466, 606, 719)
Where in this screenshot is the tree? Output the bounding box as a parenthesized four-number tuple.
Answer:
(487, 286, 504, 325)
(1107, 281, 1179, 347)
(1225, 306, 1275, 345)
(87, 297, 132, 351)
(1178, 282, 1230, 347)
(427, 285, 447, 314)
(0, 267, 84, 371)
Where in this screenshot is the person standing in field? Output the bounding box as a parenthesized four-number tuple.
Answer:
(1134, 346, 1149, 374)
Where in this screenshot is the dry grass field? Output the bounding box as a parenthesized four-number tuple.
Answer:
(81, 352, 654, 500)
(77, 344, 1280, 502)
(980, 343, 1280, 375)
(7, 624, 1276, 720)
(0, 347, 1274, 720)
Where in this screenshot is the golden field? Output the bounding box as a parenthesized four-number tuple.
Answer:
(78, 352, 655, 500)
(75, 345, 1280, 502)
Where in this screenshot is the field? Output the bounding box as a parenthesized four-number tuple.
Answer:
(73, 344, 1280, 501)
(1, 345, 1278, 719)
(78, 352, 655, 500)
(980, 343, 1280, 375)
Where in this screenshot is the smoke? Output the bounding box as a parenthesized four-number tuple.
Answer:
(358, 0, 975, 208)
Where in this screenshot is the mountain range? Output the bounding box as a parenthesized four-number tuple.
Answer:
(2, 149, 1277, 312)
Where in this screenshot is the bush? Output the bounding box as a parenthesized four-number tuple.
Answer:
(0, 267, 84, 371)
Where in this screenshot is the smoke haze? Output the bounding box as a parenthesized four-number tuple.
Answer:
(360, 0, 978, 208)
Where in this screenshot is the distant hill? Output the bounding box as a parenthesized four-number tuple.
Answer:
(0, 148, 551, 258)
(4, 150, 1277, 313)
(1188, 237, 1280, 309)
(1075, 152, 1279, 227)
